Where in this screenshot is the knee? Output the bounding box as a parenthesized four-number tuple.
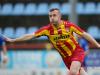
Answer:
(70, 69, 78, 75)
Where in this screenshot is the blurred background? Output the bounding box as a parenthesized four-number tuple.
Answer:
(0, 0, 100, 75)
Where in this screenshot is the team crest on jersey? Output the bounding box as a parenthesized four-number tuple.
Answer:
(53, 34, 70, 41)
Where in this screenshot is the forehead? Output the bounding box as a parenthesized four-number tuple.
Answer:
(49, 10, 60, 15)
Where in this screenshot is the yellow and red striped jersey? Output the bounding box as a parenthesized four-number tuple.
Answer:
(34, 20, 84, 57)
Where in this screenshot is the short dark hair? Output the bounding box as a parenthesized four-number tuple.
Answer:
(49, 8, 60, 12)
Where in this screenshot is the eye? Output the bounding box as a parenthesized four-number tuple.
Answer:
(53, 14, 56, 17)
(49, 14, 57, 17)
(49, 15, 52, 17)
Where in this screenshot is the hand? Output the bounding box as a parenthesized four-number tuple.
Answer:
(3, 55, 8, 64)
(2, 35, 13, 42)
(97, 44, 100, 48)
(1, 52, 8, 64)
(6, 38, 15, 42)
(98, 44, 100, 48)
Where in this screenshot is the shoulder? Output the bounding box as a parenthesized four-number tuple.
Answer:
(41, 24, 53, 30)
(65, 21, 81, 29)
(40, 24, 50, 30)
(35, 24, 50, 33)
(63, 20, 76, 27)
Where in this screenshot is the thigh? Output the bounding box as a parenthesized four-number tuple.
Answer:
(69, 50, 85, 74)
(70, 61, 81, 74)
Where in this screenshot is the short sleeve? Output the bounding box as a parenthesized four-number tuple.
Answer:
(34, 26, 49, 37)
(70, 22, 84, 35)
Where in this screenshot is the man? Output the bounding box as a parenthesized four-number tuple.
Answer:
(0, 34, 8, 65)
(8, 8, 100, 75)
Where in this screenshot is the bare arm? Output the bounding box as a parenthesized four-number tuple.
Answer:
(11, 33, 35, 42)
(82, 32, 100, 48)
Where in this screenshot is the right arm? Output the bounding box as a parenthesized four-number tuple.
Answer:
(11, 33, 35, 42)
(9, 26, 49, 42)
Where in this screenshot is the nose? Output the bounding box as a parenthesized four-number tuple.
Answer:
(50, 16, 54, 20)
(51, 16, 54, 19)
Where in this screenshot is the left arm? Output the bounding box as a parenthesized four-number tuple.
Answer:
(82, 32, 100, 48)
(69, 22, 100, 48)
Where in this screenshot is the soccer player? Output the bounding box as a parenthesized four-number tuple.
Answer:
(0, 35, 8, 64)
(8, 8, 100, 75)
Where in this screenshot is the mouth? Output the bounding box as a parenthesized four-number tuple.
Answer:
(51, 21, 55, 24)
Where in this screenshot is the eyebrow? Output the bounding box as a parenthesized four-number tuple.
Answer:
(49, 14, 56, 16)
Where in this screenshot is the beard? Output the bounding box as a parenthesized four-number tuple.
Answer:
(51, 20, 58, 25)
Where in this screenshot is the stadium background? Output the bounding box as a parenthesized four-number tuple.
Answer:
(0, 0, 100, 75)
